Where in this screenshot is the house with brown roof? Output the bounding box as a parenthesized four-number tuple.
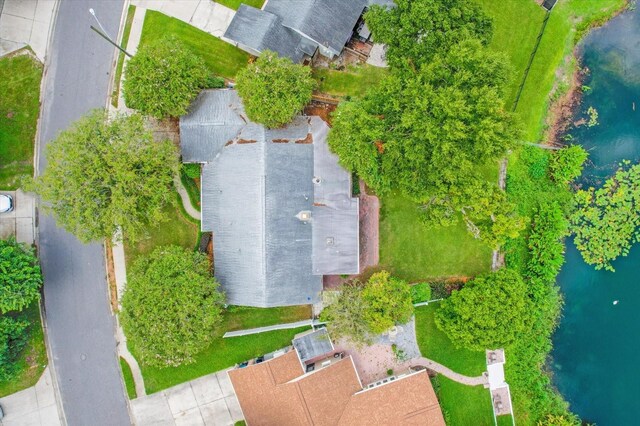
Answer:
(228, 329, 446, 425)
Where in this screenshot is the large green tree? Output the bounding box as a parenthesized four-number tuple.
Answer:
(123, 36, 208, 119)
(30, 111, 179, 243)
(0, 238, 42, 313)
(365, 0, 492, 69)
(361, 271, 413, 334)
(121, 246, 224, 367)
(321, 271, 413, 344)
(549, 145, 588, 184)
(571, 162, 640, 271)
(0, 316, 29, 381)
(329, 40, 522, 245)
(236, 51, 315, 128)
(435, 269, 532, 351)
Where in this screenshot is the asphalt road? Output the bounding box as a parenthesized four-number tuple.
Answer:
(37, 1, 130, 424)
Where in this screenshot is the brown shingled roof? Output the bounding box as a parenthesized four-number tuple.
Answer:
(228, 351, 446, 426)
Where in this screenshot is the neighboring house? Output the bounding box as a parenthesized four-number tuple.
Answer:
(228, 329, 447, 425)
(179, 90, 359, 307)
(223, 0, 393, 62)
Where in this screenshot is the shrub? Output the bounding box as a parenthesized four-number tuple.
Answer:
(549, 145, 588, 184)
(361, 271, 413, 334)
(205, 75, 225, 89)
(0, 316, 29, 381)
(0, 237, 42, 313)
(123, 36, 208, 118)
(121, 246, 225, 367)
(410, 282, 432, 304)
(182, 163, 201, 179)
(235, 51, 315, 128)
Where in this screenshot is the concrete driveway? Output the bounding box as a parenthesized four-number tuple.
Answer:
(0, 368, 62, 426)
(0, 190, 36, 244)
(130, 369, 243, 425)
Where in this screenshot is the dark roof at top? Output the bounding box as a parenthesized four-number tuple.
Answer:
(264, 0, 367, 55)
(179, 90, 359, 307)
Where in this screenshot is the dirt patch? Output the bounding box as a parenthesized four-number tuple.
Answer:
(105, 240, 119, 313)
(305, 101, 337, 125)
(237, 139, 257, 144)
(147, 116, 180, 145)
(545, 62, 589, 145)
(295, 133, 313, 144)
(272, 138, 290, 143)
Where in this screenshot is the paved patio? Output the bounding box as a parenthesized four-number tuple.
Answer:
(130, 369, 243, 425)
(0, 368, 62, 426)
(0, 190, 36, 244)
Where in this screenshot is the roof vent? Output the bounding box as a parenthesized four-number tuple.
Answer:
(326, 237, 334, 246)
(312, 177, 321, 185)
(296, 210, 312, 222)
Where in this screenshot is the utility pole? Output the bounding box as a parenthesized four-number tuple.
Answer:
(89, 8, 132, 58)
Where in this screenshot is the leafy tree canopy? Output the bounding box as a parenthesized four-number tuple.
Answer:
(0, 238, 42, 313)
(329, 40, 522, 245)
(121, 246, 225, 367)
(435, 269, 532, 351)
(321, 271, 413, 345)
(365, 0, 492, 69)
(361, 271, 413, 334)
(236, 51, 315, 128)
(123, 36, 208, 119)
(571, 162, 640, 271)
(0, 316, 29, 381)
(549, 145, 588, 184)
(30, 111, 179, 243)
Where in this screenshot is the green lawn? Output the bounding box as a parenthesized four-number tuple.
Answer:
(215, 0, 264, 10)
(380, 193, 492, 281)
(416, 304, 493, 425)
(0, 302, 48, 397)
(180, 169, 201, 212)
(475, 0, 627, 141)
(497, 414, 515, 426)
(134, 305, 310, 393)
(139, 10, 249, 79)
(0, 52, 42, 190)
(120, 357, 137, 399)
(314, 64, 389, 98)
(124, 197, 199, 266)
(112, 5, 136, 107)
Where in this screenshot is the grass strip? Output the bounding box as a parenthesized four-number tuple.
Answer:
(111, 5, 136, 108)
(180, 169, 201, 212)
(119, 357, 138, 399)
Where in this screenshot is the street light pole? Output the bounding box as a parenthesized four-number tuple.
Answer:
(88, 8, 132, 58)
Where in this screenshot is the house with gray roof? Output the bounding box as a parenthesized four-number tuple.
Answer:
(180, 90, 359, 307)
(223, 0, 392, 62)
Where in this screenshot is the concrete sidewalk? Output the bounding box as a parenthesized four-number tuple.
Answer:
(0, 0, 57, 61)
(0, 368, 62, 426)
(131, 0, 235, 38)
(0, 190, 36, 244)
(130, 369, 243, 425)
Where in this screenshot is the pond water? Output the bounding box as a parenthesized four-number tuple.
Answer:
(551, 6, 640, 425)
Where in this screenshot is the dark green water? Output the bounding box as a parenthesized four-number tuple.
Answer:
(551, 6, 640, 425)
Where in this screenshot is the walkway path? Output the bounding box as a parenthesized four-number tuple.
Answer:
(0, 368, 62, 426)
(413, 357, 488, 386)
(131, 0, 235, 38)
(130, 368, 243, 425)
(0, 0, 56, 61)
(223, 319, 319, 338)
(175, 176, 201, 220)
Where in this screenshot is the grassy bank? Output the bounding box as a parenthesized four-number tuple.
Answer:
(314, 65, 388, 98)
(0, 302, 47, 397)
(120, 357, 138, 399)
(133, 305, 310, 393)
(124, 196, 199, 266)
(139, 10, 249, 79)
(415, 304, 493, 425)
(0, 51, 42, 190)
(112, 5, 136, 107)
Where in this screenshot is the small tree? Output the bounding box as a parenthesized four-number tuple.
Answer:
(30, 111, 179, 243)
(320, 283, 373, 346)
(435, 269, 532, 351)
(236, 51, 315, 128)
(0, 316, 29, 381)
(361, 271, 413, 334)
(121, 246, 224, 367)
(0, 238, 42, 313)
(549, 145, 588, 184)
(123, 36, 208, 119)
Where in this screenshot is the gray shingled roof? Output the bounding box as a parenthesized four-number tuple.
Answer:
(181, 90, 359, 307)
(264, 0, 367, 57)
(293, 328, 334, 362)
